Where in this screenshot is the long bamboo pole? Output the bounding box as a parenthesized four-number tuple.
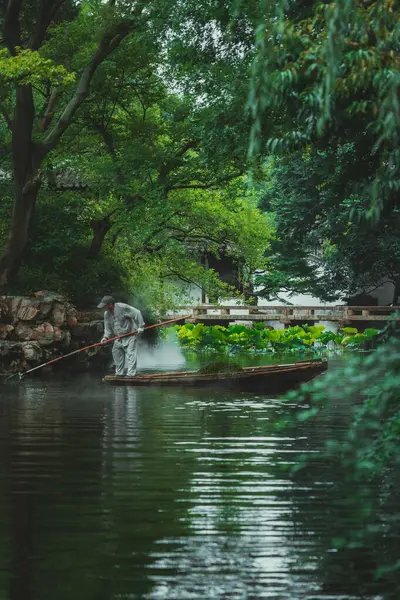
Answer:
(13, 315, 187, 380)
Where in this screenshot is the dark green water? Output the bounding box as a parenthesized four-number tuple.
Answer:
(0, 370, 388, 600)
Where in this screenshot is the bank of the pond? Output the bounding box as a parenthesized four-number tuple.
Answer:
(0, 296, 382, 377)
(0, 292, 108, 376)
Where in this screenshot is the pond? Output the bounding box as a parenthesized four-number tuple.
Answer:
(0, 353, 391, 600)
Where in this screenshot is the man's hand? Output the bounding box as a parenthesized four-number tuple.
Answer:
(100, 337, 109, 345)
(137, 327, 144, 335)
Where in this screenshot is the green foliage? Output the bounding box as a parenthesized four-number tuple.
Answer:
(248, 0, 400, 219)
(0, 0, 271, 307)
(0, 191, 127, 306)
(199, 360, 243, 374)
(287, 336, 400, 473)
(247, 0, 400, 304)
(279, 332, 400, 592)
(256, 150, 400, 302)
(171, 323, 379, 354)
(0, 0, 270, 296)
(0, 48, 75, 86)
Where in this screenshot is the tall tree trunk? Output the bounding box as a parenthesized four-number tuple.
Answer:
(0, 13, 135, 291)
(0, 184, 40, 291)
(87, 215, 113, 259)
(0, 86, 41, 292)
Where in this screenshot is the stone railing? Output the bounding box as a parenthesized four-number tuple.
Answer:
(186, 304, 400, 324)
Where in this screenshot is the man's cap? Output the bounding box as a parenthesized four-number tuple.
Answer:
(97, 295, 115, 309)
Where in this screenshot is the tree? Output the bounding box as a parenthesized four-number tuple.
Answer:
(0, 0, 271, 303)
(256, 149, 400, 304)
(0, 0, 147, 291)
(249, 0, 400, 211)
(245, 0, 400, 302)
(0, 62, 272, 308)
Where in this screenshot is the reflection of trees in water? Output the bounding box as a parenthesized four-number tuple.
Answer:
(283, 390, 400, 600)
(0, 385, 34, 600)
(0, 381, 109, 600)
(0, 381, 203, 600)
(97, 386, 203, 599)
(148, 394, 309, 599)
(2, 378, 397, 600)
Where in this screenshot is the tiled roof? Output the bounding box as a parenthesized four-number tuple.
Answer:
(51, 170, 89, 190)
(0, 168, 89, 190)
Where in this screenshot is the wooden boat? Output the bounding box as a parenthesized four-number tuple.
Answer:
(103, 359, 327, 393)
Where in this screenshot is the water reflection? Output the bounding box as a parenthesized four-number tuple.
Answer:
(0, 376, 391, 599)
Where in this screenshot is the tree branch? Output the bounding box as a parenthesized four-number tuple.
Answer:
(30, 0, 68, 50)
(157, 140, 200, 185)
(39, 88, 62, 132)
(92, 121, 132, 201)
(104, 71, 126, 129)
(4, 0, 23, 53)
(42, 20, 134, 155)
(130, 82, 147, 121)
(364, 280, 394, 295)
(169, 171, 243, 193)
(176, 140, 199, 157)
(111, 227, 123, 246)
(140, 210, 185, 249)
(164, 268, 203, 289)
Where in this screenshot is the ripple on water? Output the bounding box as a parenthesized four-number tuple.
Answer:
(0, 377, 385, 600)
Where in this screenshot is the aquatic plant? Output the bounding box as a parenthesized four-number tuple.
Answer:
(199, 360, 244, 374)
(170, 323, 379, 355)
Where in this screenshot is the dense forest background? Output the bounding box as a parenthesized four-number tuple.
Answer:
(0, 0, 398, 310)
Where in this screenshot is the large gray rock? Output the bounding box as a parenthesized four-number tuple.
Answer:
(0, 293, 99, 374)
(31, 322, 55, 346)
(70, 320, 103, 342)
(34, 290, 66, 303)
(14, 323, 34, 341)
(0, 324, 13, 340)
(9, 297, 41, 322)
(53, 326, 71, 346)
(22, 342, 43, 363)
(0, 298, 10, 322)
(0, 341, 24, 373)
(52, 302, 67, 327)
(15, 322, 55, 346)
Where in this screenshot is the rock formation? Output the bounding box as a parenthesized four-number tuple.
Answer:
(0, 291, 106, 376)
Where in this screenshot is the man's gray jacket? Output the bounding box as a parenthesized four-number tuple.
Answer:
(104, 302, 145, 345)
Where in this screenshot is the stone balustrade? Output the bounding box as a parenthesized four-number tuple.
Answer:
(185, 304, 400, 324)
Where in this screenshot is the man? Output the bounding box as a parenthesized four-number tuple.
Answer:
(98, 295, 145, 378)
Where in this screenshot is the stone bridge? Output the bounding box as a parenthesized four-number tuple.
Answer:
(182, 305, 400, 327)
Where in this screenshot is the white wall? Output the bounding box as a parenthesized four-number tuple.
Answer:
(368, 281, 394, 305)
(174, 277, 395, 308)
(257, 292, 341, 307)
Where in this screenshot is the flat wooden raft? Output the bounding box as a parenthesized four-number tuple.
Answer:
(103, 359, 327, 387)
